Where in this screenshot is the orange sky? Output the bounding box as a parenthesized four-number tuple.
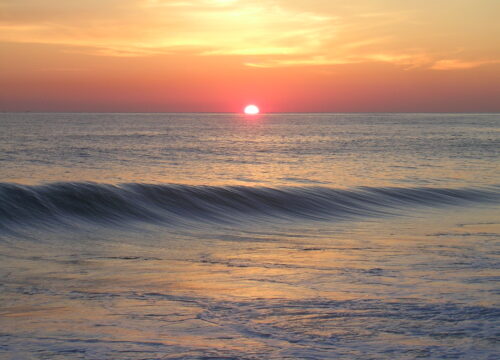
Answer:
(1, 0, 499, 112)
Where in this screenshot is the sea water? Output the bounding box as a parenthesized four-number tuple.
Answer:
(0, 113, 499, 359)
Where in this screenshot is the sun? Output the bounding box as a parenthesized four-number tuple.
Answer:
(244, 105, 260, 115)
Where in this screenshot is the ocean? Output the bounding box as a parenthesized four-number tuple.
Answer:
(0, 112, 499, 359)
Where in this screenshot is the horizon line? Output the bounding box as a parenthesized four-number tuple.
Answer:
(1, 111, 499, 115)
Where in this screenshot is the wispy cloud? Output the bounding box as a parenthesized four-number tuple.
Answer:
(431, 59, 500, 70)
(0, 0, 337, 57)
(245, 56, 358, 68)
(0, 0, 498, 71)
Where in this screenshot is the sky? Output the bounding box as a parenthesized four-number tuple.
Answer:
(0, 0, 499, 112)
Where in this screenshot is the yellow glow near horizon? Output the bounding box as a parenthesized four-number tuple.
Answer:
(0, 0, 499, 111)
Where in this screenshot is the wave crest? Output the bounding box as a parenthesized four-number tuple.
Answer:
(0, 182, 498, 231)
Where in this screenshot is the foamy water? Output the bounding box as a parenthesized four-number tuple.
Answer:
(0, 113, 499, 359)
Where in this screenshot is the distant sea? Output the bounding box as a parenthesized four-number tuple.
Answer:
(1, 113, 499, 359)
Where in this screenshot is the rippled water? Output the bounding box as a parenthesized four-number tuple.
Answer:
(0, 113, 499, 359)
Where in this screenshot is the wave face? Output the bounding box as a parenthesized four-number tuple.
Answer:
(0, 182, 498, 231)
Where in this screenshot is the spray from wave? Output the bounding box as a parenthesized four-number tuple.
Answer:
(0, 182, 498, 231)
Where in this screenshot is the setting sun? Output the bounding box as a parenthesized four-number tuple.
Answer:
(244, 105, 260, 115)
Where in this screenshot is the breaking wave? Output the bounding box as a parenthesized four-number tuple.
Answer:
(0, 182, 498, 231)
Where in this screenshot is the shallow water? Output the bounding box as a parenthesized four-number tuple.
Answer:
(0, 113, 499, 359)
